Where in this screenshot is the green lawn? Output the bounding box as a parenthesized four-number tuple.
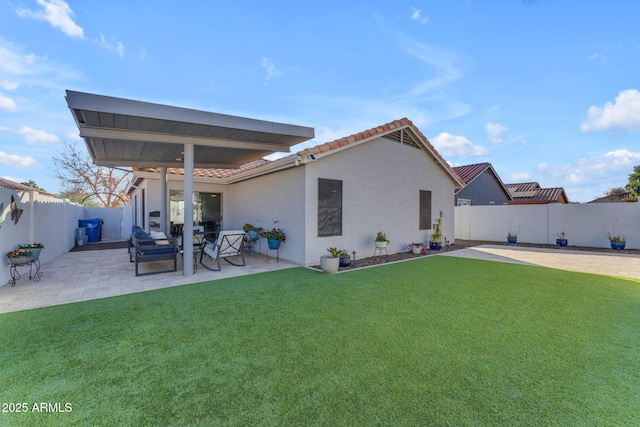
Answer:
(1, 256, 639, 426)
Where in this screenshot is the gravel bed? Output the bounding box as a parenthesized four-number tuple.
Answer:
(311, 239, 639, 272)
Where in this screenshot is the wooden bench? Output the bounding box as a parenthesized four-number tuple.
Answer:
(129, 227, 178, 276)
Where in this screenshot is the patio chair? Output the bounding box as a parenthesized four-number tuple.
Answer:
(199, 230, 246, 271)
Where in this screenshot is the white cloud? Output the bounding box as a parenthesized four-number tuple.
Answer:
(509, 172, 531, 181)
(261, 57, 282, 81)
(1, 80, 19, 90)
(0, 92, 17, 111)
(398, 41, 464, 99)
(536, 163, 548, 171)
(18, 126, 59, 145)
(580, 89, 640, 132)
(431, 132, 488, 158)
(588, 53, 608, 62)
(16, 0, 84, 38)
(0, 152, 37, 167)
(95, 34, 125, 58)
(486, 122, 507, 143)
(139, 47, 147, 60)
(411, 9, 429, 24)
(0, 43, 40, 75)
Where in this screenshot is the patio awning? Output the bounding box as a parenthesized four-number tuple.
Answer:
(65, 90, 315, 169)
(65, 90, 314, 277)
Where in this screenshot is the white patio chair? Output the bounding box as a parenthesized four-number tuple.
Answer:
(199, 230, 246, 271)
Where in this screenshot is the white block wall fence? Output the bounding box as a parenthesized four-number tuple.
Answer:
(1, 188, 129, 287)
(455, 202, 639, 249)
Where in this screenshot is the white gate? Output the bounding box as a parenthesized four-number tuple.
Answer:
(83, 207, 125, 241)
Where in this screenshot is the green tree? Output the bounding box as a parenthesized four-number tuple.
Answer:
(604, 187, 627, 196)
(21, 180, 46, 192)
(626, 165, 640, 200)
(58, 190, 102, 207)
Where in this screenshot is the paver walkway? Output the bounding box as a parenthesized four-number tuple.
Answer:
(439, 244, 640, 279)
(0, 248, 296, 314)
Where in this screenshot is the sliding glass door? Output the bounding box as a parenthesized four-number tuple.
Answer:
(169, 191, 222, 236)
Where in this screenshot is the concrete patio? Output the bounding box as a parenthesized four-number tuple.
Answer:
(1, 244, 639, 315)
(0, 246, 297, 314)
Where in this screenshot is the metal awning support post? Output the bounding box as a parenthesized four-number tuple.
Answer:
(160, 167, 168, 235)
(182, 143, 194, 276)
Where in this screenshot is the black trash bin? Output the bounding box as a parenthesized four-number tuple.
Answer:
(79, 218, 102, 243)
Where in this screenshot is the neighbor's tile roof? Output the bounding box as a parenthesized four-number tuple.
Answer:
(505, 182, 541, 193)
(506, 182, 569, 204)
(452, 162, 492, 185)
(452, 162, 512, 197)
(0, 177, 55, 196)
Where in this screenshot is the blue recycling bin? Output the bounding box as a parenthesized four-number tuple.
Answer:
(79, 218, 102, 243)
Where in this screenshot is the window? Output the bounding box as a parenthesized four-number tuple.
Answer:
(318, 179, 342, 236)
(457, 198, 471, 206)
(419, 190, 432, 230)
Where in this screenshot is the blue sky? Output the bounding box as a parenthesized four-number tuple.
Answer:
(1, 0, 639, 203)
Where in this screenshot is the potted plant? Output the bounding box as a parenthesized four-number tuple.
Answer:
(429, 217, 443, 250)
(321, 247, 341, 274)
(407, 242, 427, 255)
(18, 243, 44, 260)
(242, 223, 262, 241)
(556, 232, 568, 247)
(507, 223, 523, 244)
(605, 221, 627, 250)
(374, 231, 389, 248)
(6, 248, 33, 265)
(338, 249, 351, 267)
(260, 228, 286, 249)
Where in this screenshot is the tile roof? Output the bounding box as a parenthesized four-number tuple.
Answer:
(452, 162, 492, 185)
(297, 118, 462, 186)
(505, 182, 542, 193)
(134, 118, 463, 187)
(136, 159, 270, 179)
(588, 192, 635, 203)
(506, 182, 569, 204)
(452, 162, 512, 197)
(0, 177, 54, 196)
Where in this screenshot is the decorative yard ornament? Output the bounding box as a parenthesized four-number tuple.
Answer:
(10, 195, 23, 224)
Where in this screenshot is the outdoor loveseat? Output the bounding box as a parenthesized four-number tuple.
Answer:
(129, 226, 178, 276)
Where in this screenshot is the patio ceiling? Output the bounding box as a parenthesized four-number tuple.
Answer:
(65, 90, 315, 168)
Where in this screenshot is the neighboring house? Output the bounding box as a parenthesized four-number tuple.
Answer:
(128, 118, 463, 265)
(588, 192, 636, 203)
(0, 177, 55, 197)
(505, 182, 569, 204)
(452, 162, 512, 206)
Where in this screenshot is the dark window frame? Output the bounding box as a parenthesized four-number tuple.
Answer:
(419, 190, 432, 230)
(318, 178, 343, 237)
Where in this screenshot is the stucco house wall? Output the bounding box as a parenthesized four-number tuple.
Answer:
(303, 136, 456, 265)
(455, 171, 510, 206)
(227, 167, 306, 264)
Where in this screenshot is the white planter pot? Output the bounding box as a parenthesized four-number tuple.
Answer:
(320, 255, 340, 274)
(412, 246, 421, 254)
(374, 241, 389, 248)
